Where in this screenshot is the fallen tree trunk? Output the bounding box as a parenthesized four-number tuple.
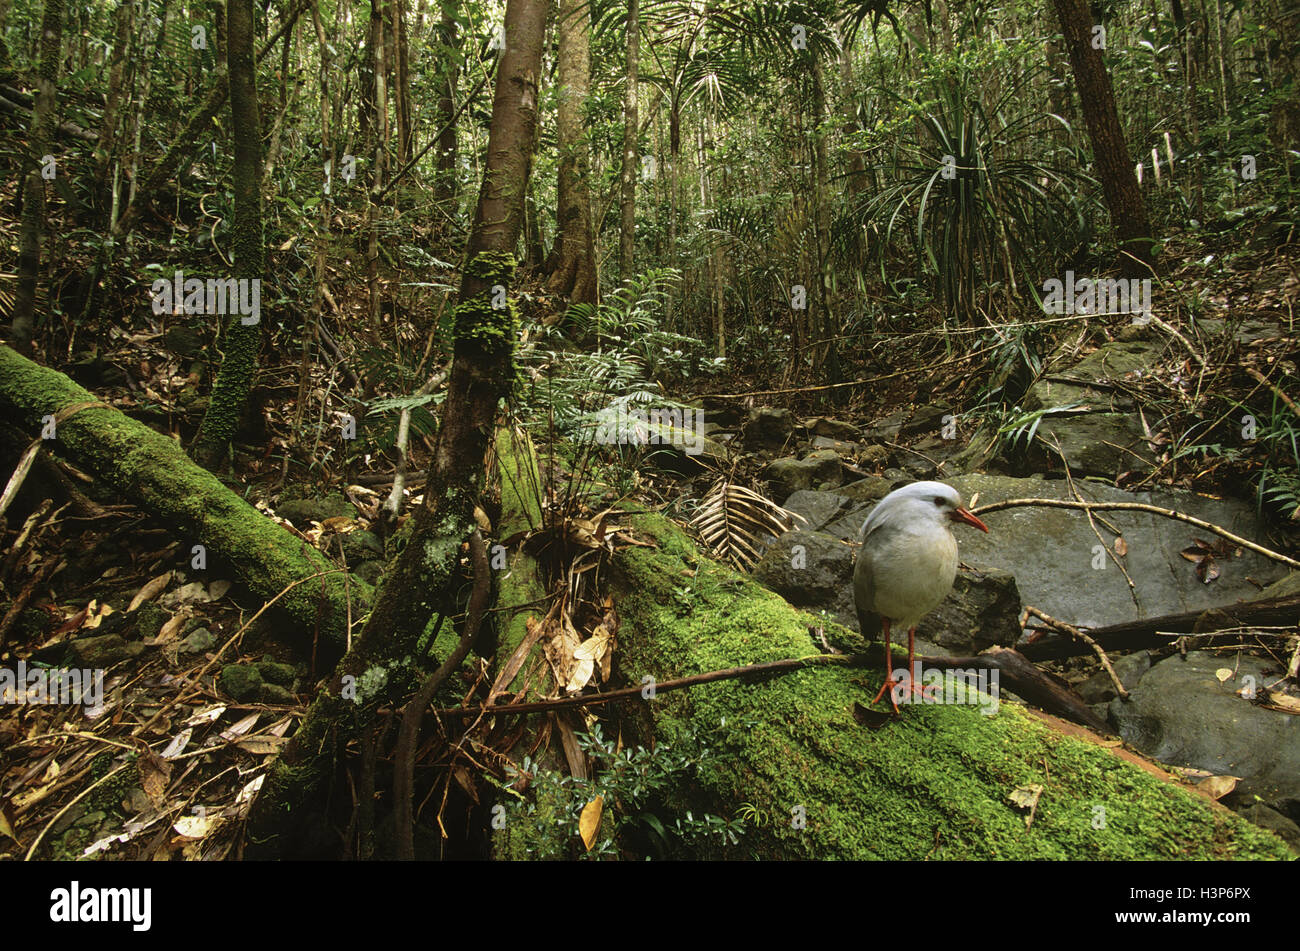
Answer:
(0, 344, 363, 654)
(1021, 593, 1300, 661)
(594, 512, 1289, 859)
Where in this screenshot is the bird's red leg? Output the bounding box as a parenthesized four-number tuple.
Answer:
(871, 618, 901, 713)
(905, 627, 937, 701)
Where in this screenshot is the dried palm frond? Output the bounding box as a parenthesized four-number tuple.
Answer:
(689, 480, 806, 569)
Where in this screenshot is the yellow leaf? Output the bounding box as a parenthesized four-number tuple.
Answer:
(1215, 668, 1234, 683)
(579, 795, 604, 851)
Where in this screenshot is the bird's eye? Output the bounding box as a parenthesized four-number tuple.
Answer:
(933, 497, 945, 506)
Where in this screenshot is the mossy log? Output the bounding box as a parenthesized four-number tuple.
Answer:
(609, 513, 1290, 859)
(0, 344, 363, 653)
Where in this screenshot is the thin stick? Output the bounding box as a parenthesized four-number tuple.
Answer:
(970, 497, 1300, 570)
(1022, 605, 1129, 700)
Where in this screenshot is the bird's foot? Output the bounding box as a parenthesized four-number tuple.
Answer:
(873, 672, 937, 712)
(871, 677, 902, 714)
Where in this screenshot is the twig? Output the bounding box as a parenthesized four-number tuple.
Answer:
(1021, 605, 1129, 700)
(970, 496, 1300, 570)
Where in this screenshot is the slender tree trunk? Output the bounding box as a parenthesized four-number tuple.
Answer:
(811, 56, 840, 388)
(92, 0, 135, 217)
(546, 0, 596, 303)
(393, 0, 412, 165)
(435, 0, 459, 206)
(9, 0, 64, 355)
(365, 0, 389, 347)
(1050, 0, 1156, 276)
(192, 0, 264, 468)
(618, 0, 638, 279)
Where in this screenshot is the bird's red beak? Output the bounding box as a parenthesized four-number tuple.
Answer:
(950, 507, 989, 532)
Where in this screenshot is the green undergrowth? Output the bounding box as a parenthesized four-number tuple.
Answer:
(608, 513, 1291, 860)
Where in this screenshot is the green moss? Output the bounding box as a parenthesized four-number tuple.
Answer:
(611, 513, 1291, 860)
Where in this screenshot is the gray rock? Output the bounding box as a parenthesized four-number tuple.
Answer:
(838, 476, 894, 504)
(764, 450, 842, 498)
(68, 634, 131, 668)
(947, 473, 1287, 630)
(180, 627, 216, 654)
(1078, 651, 1152, 704)
(900, 403, 953, 438)
(276, 493, 358, 525)
(806, 417, 861, 440)
(1108, 651, 1300, 810)
(1236, 804, 1300, 853)
(752, 530, 857, 621)
(920, 566, 1022, 654)
(781, 490, 854, 534)
(811, 435, 862, 454)
(742, 407, 794, 448)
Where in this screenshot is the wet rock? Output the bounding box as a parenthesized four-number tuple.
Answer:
(1077, 651, 1151, 704)
(1108, 651, 1300, 812)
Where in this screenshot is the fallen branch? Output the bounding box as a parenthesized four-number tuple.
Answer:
(1020, 593, 1300, 661)
(969, 496, 1300, 570)
(426, 644, 1110, 733)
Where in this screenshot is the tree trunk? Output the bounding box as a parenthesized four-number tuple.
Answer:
(434, 0, 459, 206)
(1050, 0, 1156, 276)
(92, 0, 135, 218)
(618, 0, 638, 279)
(545, 0, 596, 304)
(192, 0, 265, 468)
(243, 0, 550, 859)
(9, 0, 64, 354)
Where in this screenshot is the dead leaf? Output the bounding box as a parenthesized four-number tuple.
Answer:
(1215, 668, 1234, 683)
(137, 751, 172, 806)
(234, 736, 287, 755)
(172, 814, 215, 839)
(127, 571, 173, 612)
(1007, 783, 1043, 810)
(152, 612, 187, 645)
(219, 712, 260, 741)
(1259, 690, 1300, 715)
(1113, 537, 1128, 557)
(1008, 783, 1044, 829)
(1197, 775, 1239, 800)
(159, 727, 192, 760)
(579, 795, 604, 851)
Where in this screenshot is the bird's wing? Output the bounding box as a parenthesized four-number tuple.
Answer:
(853, 544, 882, 638)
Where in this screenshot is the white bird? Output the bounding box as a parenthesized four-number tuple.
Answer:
(854, 481, 989, 712)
